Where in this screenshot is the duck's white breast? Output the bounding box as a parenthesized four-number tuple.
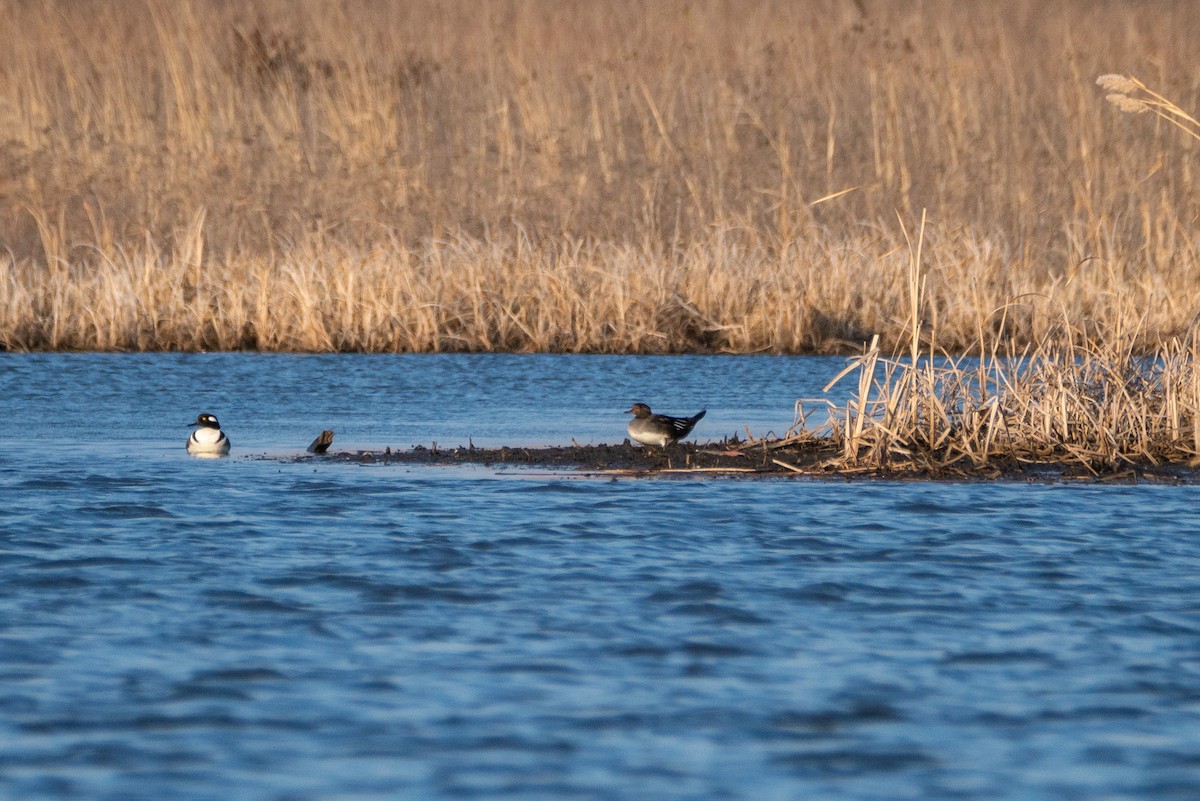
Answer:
(627, 420, 670, 447)
(187, 428, 231, 454)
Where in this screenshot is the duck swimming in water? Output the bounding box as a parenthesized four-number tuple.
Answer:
(187, 412, 231, 455)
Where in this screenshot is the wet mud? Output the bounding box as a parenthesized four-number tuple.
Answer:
(284, 438, 1200, 483)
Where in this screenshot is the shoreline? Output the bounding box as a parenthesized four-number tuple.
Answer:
(280, 440, 1200, 484)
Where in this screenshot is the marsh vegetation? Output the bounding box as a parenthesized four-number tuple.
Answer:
(1, 0, 1196, 355)
(2, 0, 1199, 472)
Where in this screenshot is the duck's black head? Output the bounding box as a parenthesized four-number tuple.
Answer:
(190, 413, 221, 429)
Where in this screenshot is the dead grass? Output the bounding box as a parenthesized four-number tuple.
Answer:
(0, 0, 1198, 354)
(775, 211, 1200, 473)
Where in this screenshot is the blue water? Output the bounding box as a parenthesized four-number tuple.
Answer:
(3, 354, 1200, 801)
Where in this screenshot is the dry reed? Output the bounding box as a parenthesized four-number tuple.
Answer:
(1, 0, 1198, 354)
(788, 203, 1200, 473)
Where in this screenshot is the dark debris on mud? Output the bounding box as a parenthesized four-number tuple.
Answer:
(278, 438, 1200, 483)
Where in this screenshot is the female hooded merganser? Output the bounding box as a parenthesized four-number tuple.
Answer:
(626, 403, 706, 447)
(187, 413, 231, 455)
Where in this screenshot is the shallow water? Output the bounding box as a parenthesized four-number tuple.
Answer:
(3, 354, 1200, 801)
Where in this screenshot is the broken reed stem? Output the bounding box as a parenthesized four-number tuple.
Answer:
(811, 317, 1200, 472)
(813, 297, 1200, 472)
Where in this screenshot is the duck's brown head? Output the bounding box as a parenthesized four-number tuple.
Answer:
(626, 403, 652, 418)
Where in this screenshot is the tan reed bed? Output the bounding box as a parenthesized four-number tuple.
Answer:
(769, 211, 1200, 475)
(2, 216, 1198, 354)
(1, 0, 1198, 353)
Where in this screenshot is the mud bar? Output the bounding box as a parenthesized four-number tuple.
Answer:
(273, 435, 1200, 484)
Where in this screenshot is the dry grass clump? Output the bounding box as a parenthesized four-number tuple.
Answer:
(1, 0, 1198, 353)
(784, 215, 1200, 473)
(805, 305, 1200, 474)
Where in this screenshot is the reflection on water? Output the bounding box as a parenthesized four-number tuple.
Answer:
(2, 354, 1200, 800)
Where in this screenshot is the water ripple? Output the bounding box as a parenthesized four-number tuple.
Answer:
(5, 354, 1200, 800)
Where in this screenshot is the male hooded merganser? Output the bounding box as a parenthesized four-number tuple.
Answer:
(626, 403, 706, 447)
(187, 413, 231, 455)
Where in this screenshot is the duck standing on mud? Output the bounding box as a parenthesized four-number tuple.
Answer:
(626, 403, 706, 448)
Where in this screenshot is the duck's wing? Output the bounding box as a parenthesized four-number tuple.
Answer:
(662, 409, 706, 437)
